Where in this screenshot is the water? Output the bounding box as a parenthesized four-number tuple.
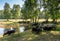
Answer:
(0, 26, 25, 35)
(20, 26, 25, 32)
(0, 28, 4, 34)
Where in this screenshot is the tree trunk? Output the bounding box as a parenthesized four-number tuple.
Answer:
(46, 18, 48, 23)
(7, 19, 9, 21)
(53, 19, 55, 22)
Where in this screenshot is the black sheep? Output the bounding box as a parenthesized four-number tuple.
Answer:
(32, 22, 39, 26)
(43, 25, 56, 31)
(32, 27, 37, 32)
(43, 26, 51, 31)
(3, 30, 16, 36)
(32, 27, 42, 33)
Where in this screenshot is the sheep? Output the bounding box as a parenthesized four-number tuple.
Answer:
(32, 22, 38, 26)
(42, 25, 56, 31)
(3, 30, 16, 36)
(32, 26, 42, 33)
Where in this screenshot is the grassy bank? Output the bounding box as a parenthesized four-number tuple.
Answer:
(0, 30, 60, 41)
(0, 21, 60, 41)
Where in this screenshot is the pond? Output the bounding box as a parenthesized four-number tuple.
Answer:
(0, 28, 4, 35)
(19, 26, 25, 32)
(0, 26, 25, 35)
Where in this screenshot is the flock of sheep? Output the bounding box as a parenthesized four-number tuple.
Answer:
(32, 23, 56, 33)
(3, 22, 56, 37)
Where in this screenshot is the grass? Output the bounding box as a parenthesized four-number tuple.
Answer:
(0, 29, 60, 41)
(55, 25, 60, 31)
(0, 21, 60, 41)
(0, 21, 13, 25)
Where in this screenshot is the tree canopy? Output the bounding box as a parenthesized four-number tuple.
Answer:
(0, 0, 60, 22)
(3, 3, 11, 19)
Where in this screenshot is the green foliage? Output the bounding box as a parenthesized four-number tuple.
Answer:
(3, 3, 11, 19)
(21, 6, 30, 19)
(11, 4, 21, 19)
(0, 10, 4, 19)
(0, 0, 60, 20)
(22, 0, 40, 22)
(43, 0, 60, 21)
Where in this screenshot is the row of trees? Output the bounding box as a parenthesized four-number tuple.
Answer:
(21, 0, 40, 22)
(21, 0, 60, 23)
(43, 0, 60, 22)
(0, 3, 21, 20)
(0, 0, 60, 22)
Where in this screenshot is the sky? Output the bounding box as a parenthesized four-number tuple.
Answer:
(0, 0, 24, 10)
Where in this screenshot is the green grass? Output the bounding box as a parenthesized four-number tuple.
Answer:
(0, 21, 60, 41)
(55, 25, 60, 31)
(0, 29, 60, 41)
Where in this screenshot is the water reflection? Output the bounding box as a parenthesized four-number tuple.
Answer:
(0, 28, 4, 34)
(20, 26, 25, 32)
(0, 26, 25, 35)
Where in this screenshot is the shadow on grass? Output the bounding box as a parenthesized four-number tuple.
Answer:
(0, 34, 21, 41)
(29, 31, 60, 41)
(0, 30, 60, 41)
